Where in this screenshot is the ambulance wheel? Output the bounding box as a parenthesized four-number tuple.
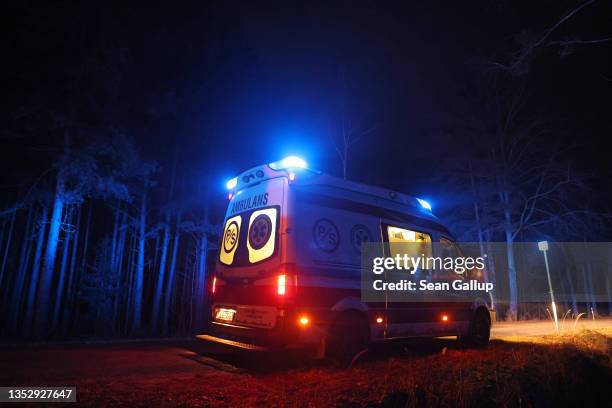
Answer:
(326, 312, 370, 364)
(459, 308, 490, 348)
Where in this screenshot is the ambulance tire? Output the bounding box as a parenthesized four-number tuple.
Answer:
(326, 311, 370, 364)
(459, 307, 490, 348)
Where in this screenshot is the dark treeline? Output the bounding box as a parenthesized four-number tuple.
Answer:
(1, 2, 228, 339)
(0, 138, 219, 339)
(429, 70, 612, 320)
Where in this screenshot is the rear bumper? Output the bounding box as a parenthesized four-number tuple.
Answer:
(209, 319, 293, 348)
(201, 311, 325, 351)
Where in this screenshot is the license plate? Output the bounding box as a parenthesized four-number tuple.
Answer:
(215, 308, 236, 322)
(234, 306, 276, 328)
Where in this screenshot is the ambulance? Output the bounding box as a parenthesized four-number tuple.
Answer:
(198, 157, 493, 360)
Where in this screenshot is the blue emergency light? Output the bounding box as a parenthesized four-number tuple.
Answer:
(417, 198, 432, 211)
(269, 156, 307, 170)
(226, 177, 238, 190)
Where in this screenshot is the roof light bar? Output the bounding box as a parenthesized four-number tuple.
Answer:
(269, 156, 307, 170)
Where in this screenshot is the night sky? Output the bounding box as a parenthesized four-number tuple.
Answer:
(3, 0, 612, 220)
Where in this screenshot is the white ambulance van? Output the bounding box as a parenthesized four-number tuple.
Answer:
(198, 157, 493, 360)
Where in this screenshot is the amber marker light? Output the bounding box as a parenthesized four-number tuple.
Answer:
(298, 315, 310, 327)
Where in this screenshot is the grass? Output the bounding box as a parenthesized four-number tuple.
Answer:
(55, 328, 612, 407)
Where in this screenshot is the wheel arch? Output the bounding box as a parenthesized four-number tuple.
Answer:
(331, 296, 369, 313)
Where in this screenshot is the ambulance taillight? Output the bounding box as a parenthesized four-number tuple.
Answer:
(277, 274, 286, 296)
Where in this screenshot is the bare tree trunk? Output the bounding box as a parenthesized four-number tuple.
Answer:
(8, 205, 34, 331)
(112, 211, 127, 333)
(110, 203, 120, 281)
(152, 223, 170, 334)
(152, 151, 178, 334)
(189, 255, 196, 332)
(52, 208, 72, 331)
(35, 176, 65, 337)
(503, 203, 518, 320)
(194, 231, 208, 331)
(125, 231, 136, 335)
(162, 211, 181, 335)
(72, 204, 92, 333)
(152, 232, 160, 278)
(107, 203, 121, 334)
(181, 250, 194, 334)
(484, 230, 497, 308)
(133, 183, 147, 332)
(62, 206, 81, 333)
(24, 207, 48, 337)
(0, 209, 17, 289)
(469, 161, 489, 285)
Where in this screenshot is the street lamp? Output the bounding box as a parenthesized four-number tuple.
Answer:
(538, 241, 559, 332)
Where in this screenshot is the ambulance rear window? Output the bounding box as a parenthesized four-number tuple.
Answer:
(219, 206, 279, 267)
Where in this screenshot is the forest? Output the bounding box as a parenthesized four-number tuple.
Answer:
(2, 1, 611, 340)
